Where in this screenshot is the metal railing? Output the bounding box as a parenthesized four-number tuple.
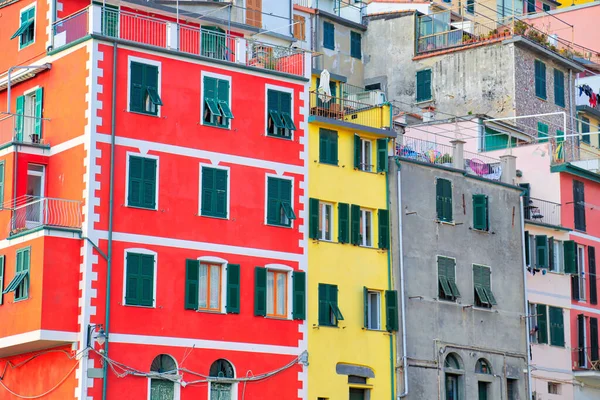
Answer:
(245, 39, 305, 76)
(8, 196, 82, 235)
(51, 8, 89, 49)
(523, 197, 561, 227)
(463, 150, 502, 181)
(0, 113, 50, 147)
(572, 347, 600, 371)
(395, 137, 455, 166)
(309, 91, 390, 130)
(293, 0, 364, 23)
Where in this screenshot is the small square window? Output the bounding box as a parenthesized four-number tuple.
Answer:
(548, 382, 560, 395)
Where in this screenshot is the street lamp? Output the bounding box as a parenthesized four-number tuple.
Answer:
(87, 324, 107, 348)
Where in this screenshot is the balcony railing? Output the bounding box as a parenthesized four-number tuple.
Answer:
(7, 196, 82, 236)
(0, 113, 50, 148)
(309, 91, 390, 130)
(463, 150, 502, 181)
(51, 5, 307, 78)
(293, 0, 364, 24)
(523, 197, 561, 227)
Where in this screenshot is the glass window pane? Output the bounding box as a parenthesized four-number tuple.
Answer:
(210, 265, 220, 310)
(369, 292, 379, 329)
(199, 264, 208, 308)
(267, 271, 274, 315)
(325, 205, 332, 241)
(365, 211, 372, 246)
(276, 273, 286, 316)
(319, 204, 324, 239)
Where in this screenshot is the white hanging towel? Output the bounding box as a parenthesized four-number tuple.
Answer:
(318, 69, 332, 103)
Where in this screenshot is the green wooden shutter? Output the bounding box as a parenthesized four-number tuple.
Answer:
(525, 231, 530, 266)
(0, 162, 5, 207)
(217, 79, 231, 117)
(589, 246, 597, 305)
(125, 253, 140, 305)
(385, 290, 399, 332)
(215, 169, 228, 218)
(329, 284, 342, 323)
(378, 209, 389, 249)
(436, 179, 452, 222)
(204, 76, 218, 102)
(34, 87, 43, 136)
(473, 194, 488, 231)
(350, 204, 360, 245)
(201, 167, 215, 216)
(338, 203, 349, 243)
(318, 283, 330, 325)
(15, 95, 24, 140)
(537, 304, 548, 344)
(377, 138, 388, 172)
(319, 129, 338, 165)
(128, 157, 143, 207)
(254, 267, 267, 316)
(142, 158, 157, 209)
(226, 264, 240, 314)
(323, 21, 334, 49)
(309, 198, 320, 239)
(537, 122, 549, 143)
(329, 131, 338, 165)
(564, 240, 577, 274)
(139, 254, 154, 306)
(354, 134, 361, 169)
(536, 235, 548, 269)
(549, 237, 555, 271)
(130, 62, 144, 112)
(0, 256, 4, 305)
(549, 306, 565, 347)
(266, 178, 279, 225)
(591, 318, 599, 360)
(535, 60, 547, 99)
(184, 259, 199, 310)
(554, 69, 565, 107)
(350, 31, 361, 59)
(363, 286, 369, 328)
(292, 271, 306, 320)
(416, 70, 432, 102)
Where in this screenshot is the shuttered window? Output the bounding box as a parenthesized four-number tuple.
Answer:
(436, 178, 452, 222)
(254, 267, 305, 319)
(537, 304, 548, 344)
(564, 240, 577, 274)
(267, 89, 295, 138)
(12, 6, 35, 48)
(578, 314, 586, 367)
(581, 116, 591, 144)
(472, 194, 489, 231)
(536, 235, 548, 269)
(127, 156, 157, 209)
(203, 76, 233, 128)
(255, 267, 267, 316)
(554, 69, 565, 107)
(266, 177, 295, 227)
(292, 271, 306, 320)
(318, 283, 343, 326)
(350, 31, 361, 59)
(535, 59, 547, 100)
(473, 264, 497, 308)
(549, 306, 565, 347)
(466, 0, 475, 13)
(377, 138, 388, 172)
(184, 260, 239, 313)
(293, 14, 306, 40)
(129, 61, 162, 116)
(15, 87, 44, 141)
(323, 21, 334, 50)
(416, 69, 432, 102)
(591, 318, 599, 362)
(350, 204, 361, 245)
(525, 231, 530, 266)
(338, 203, 350, 244)
(201, 167, 228, 218)
(309, 198, 320, 240)
(385, 290, 399, 332)
(3, 249, 29, 300)
(537, 122, 549, 143)
(319, 128, 338, 165)
(438, 256, 460, 301)
(125, 252, 155, 307)
(573, 180, 586, 231)
(378, 209, 389, 249)
(589, 246, 597, 305)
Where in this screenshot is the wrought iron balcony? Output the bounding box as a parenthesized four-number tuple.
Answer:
(0, 113, 50, 148)
(6, 196, 82, 236)
(523, 197, 562, 227)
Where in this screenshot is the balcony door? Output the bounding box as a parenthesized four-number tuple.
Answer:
(26, 164, 45, 228)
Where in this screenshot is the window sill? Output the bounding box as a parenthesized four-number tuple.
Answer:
(436, 220, 455, 226)
(536, 95, 547, 102)
(195, 309, 225, 314)
(266, 223, 293, 229)
(202, 122, 230, 130)
(470, 227, 491, 234)
(318, 324, 339, 328)
(319, 161, 339, 167)
(123, 303, 155, 308)
(415, 98, 434, 105)
(473, 306, 495, 312)
(438, 297, 458, 303)
(128, 110, 160, 118)
(200, 213, 229, 220)
(266, 133, 293, 141)
(126, 204, 158, 211)
(13, 297, 29, 303)
(265, 315, 290, 321)
(19, 43, 35, 51)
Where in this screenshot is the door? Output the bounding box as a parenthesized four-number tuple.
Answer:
(210, 382, 232, 400)
(478, 382, 488, 400)
(445, 374, 459, 400)
(349, 388, 365, 400)
(150, 379, 174, 400)
(25, 164, 44, 227)
(246, 0, 262, 28)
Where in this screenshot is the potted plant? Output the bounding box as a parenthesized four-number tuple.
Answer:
(439, 153, 453, 166)
(514, 20, 528, 36)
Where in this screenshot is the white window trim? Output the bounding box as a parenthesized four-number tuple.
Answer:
(200, 71, 232, 129)
(578, 245, 586, 301)
(18, 3, 36, 51)
(264, 173, 295, 228)
(198, 163, 231, 219)
(264, 83, 295, 140)
(147, 354, 181, 400)
(265, 263, 293, 320)
(125, 151, 160, 211)
(360, 208, 373, 247)
(366, 289, 381, 330)
(319, 201, 333, 241)
(207, 360, 238, 400)
(127, 56, 162, 117)
(123, 248, 158, 308)
(360, 138, 373, 172)
(197, 256, 228, 314)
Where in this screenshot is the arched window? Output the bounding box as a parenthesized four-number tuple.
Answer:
(444, 353, 464, 400)
(210, 359, 235, 400)
(149, 354, 177, 400)
(475, 358, 492, 374)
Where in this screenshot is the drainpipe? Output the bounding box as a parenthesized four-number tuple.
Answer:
(569, 69, 575, 161)
(395, 158, 409, 398)
(102, 42, 118, 400)
(519, 195, 533, 400)
(385, 139, 395, 400)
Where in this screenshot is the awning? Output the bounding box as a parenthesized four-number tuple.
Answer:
(0, 64, 52, 92)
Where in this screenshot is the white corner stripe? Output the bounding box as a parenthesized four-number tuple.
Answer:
(110, 333, 300, 355)
(95, 134, 303, 174)
(95, 230, 303, 262)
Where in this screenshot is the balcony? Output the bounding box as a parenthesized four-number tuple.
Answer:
(523, 197, 562, 228)
(573, 347, 600, 386)
(309, 90, 392, 131)
(551, 140, 600, 173)
(51, 6, 308, 78)
(293, 0, 364, 24)
(6, 196, 82, 237)
(0, 113, 50, 149)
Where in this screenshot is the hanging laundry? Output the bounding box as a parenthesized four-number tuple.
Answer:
(591, 92, 598, 108)
(579, 86, 584, 96)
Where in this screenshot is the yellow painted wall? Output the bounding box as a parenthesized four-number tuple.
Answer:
(580, 110, 600, 150)
(558, 0, 593, 7)
(307, 115, 396, 399)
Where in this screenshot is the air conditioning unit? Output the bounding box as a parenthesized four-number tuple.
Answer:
(347, 90, 387, 106)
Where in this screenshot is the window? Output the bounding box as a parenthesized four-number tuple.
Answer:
(507, 379, 518, 400)
(15, 88, 43, 143)
(537, 122, 548, 143)
(266, 89, 295, 138)
(349, 388, 367, 400)
(591, 317, 599, 362)
(573, 180, 586, 231)
(438, 256, 460, 301)
(478, 382, 489, 400)
(549, 306, 565, 347)
(350, 31, 362, 59)
(581, 116, 591, 144)
(203, 76, 233, 128)
(472, 194, 489, 231)
(536, 235, 548, 269)
(129, 61, 162, 116)
(473, 265, 497, 308)
(323, 21, 334, 50)
(319, 128, 338, 165)
(550, 238, 563, 273)
(436, 178, 452, 222)
(354, 136, 388, 173)
(526, 0, 536, 12)
(209, 359, 235, 400)
(364, 289, 381, 330)
(127, 155, 157, 209)
(293, 14, 305, 41)
(565, 240, 577, 275)
(466, 0, 475, 13)
(385, 290, 399, 331)
(577, 314, 586, 367)
(11, 5, 35, 49)
(378, 209, 390, 249)
(318, 283, 343, 326)
(3, 248, 30, 301)
(267, 270, 287, 318)
(528, 303, 538, 343)
(201, 26, 228, 60)
(554, 69, 565, 107)
(548, 382, 560, 395)
(149, 354, 177, 400)
(590, 247, 597, 305)
(318, 202, 333, 241)
(338, 203, 350, 244)
(536, 303, 548, 344)
(184, 260, 240, 314)
(577, 245, 586, 300)
(444, 353, 463, 400)
(359, 138, 372, 172)
(535, 60, 546, 99)
(124, 252, 155, 307)
(200, 166, 228, 218)
(266, 177, 295, 227)
(416, 69, 432, 102)
(359, 208, 372, 247)
(254, 267, 305, 320)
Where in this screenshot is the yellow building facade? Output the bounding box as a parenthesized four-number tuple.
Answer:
(307, 75, 397, 400)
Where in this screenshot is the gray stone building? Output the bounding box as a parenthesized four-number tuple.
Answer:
(389, 144, 529, 400)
